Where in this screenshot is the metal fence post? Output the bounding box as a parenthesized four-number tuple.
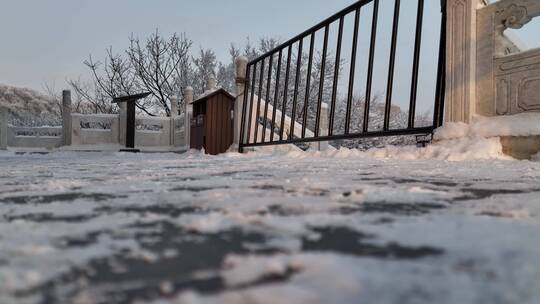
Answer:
(234, 56, 248, 151)
(0, 106, 7, 150)
(62, 90, 72, 146)
(118, 103, 127, 145)
(184, 87, 194, 149)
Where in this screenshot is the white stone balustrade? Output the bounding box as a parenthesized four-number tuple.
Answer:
(0, 89, 189, 151)
(71, 114, 120, 146)
(446, 0, 540, 122)
(7, 125, 63, 149)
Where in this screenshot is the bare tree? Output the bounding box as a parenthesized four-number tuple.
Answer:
(42, 81, 63, 115)
(80, 47, 142, 114)
(127, 31, 192, 116)
(75, 31, 193, 117)
(67, 78, 117, 114)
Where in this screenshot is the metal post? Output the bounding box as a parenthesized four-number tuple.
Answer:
(408, 0, 425, 129)
(384, 0, 401, 131)
(315, 25, 329, 137)
(62, 90, 72, 146)
(112, 92, 150, 152)
(0, 106, 7, 150)
(234, 56, 248, 150)
(280, 46, 293, 140)
(184, 87, 194, 149)
(119, 103, 127, 145)
(270, 51, 282, 143)
(126, 102, 136, 149)
(363, 0, 379, 133)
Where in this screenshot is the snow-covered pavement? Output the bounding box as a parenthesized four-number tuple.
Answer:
(1, 150, 539, 304)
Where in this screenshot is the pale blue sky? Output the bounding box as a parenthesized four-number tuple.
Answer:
(0, 0, 357, 91)
(0, 0, 538, 99)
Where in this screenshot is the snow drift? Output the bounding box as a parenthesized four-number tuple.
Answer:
(252, 113, 540, 161)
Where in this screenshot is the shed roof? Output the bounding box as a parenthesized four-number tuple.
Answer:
(192, 88, 235, 104)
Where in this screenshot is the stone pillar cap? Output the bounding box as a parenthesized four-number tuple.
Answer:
(207, 76, 217, 91)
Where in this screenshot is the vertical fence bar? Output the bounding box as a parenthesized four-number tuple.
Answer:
(383, 0, 401, 131)
(329, 16, 344, 136)
(433, 1, 447, 128)
(302, 33, 315, 138)
(315, 25, 329, 137)
(270, 50, 283, 143)
(345, 8, 360, 135)
(254, 59, 266, 144)
(239, 64, 251, 150)
(262, 55, 274, 143)
(363, 0, 379, 133)
(280, 45, 293, 141)
(290, 40, 303, 139)
(246, 62, 257, 144)
(408, 0, 424, 129)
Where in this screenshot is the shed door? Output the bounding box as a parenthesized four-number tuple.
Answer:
(205, 95, 233, 155)
(190, 114, 204, 150)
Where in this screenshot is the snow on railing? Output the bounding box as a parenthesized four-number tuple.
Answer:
(7, 125, 63, 149)
(71, 113, 186, 148)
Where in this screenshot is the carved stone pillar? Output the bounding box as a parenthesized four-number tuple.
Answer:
(0, 106, 7, 150)
(170, 95, 178, 146)
(445, 0, 485, 123)
(62, 90, 72, 146)
(233, 56, 248, 150)
(184, 87, 194, 149)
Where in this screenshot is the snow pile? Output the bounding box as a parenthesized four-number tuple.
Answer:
(364, 137, 507, 161)
(272, 113, 540, 161)
(434, 113, 540, 140)
(278, 136, 508, 161)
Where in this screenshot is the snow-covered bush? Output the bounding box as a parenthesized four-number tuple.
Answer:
(0, 84, 61, 127)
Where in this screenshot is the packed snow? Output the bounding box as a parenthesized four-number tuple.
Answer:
(433, 113, 540, 140)
(0, 146, 539, 304)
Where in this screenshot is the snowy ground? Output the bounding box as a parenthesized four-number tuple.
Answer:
(0, 149, 540, 304)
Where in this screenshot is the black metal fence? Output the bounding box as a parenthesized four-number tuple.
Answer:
(239, 0, 446, 152)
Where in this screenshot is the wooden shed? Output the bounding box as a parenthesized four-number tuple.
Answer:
(190, 88, 235, 155)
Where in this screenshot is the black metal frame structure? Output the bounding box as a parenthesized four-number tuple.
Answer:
(239, 0, 447, 152)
